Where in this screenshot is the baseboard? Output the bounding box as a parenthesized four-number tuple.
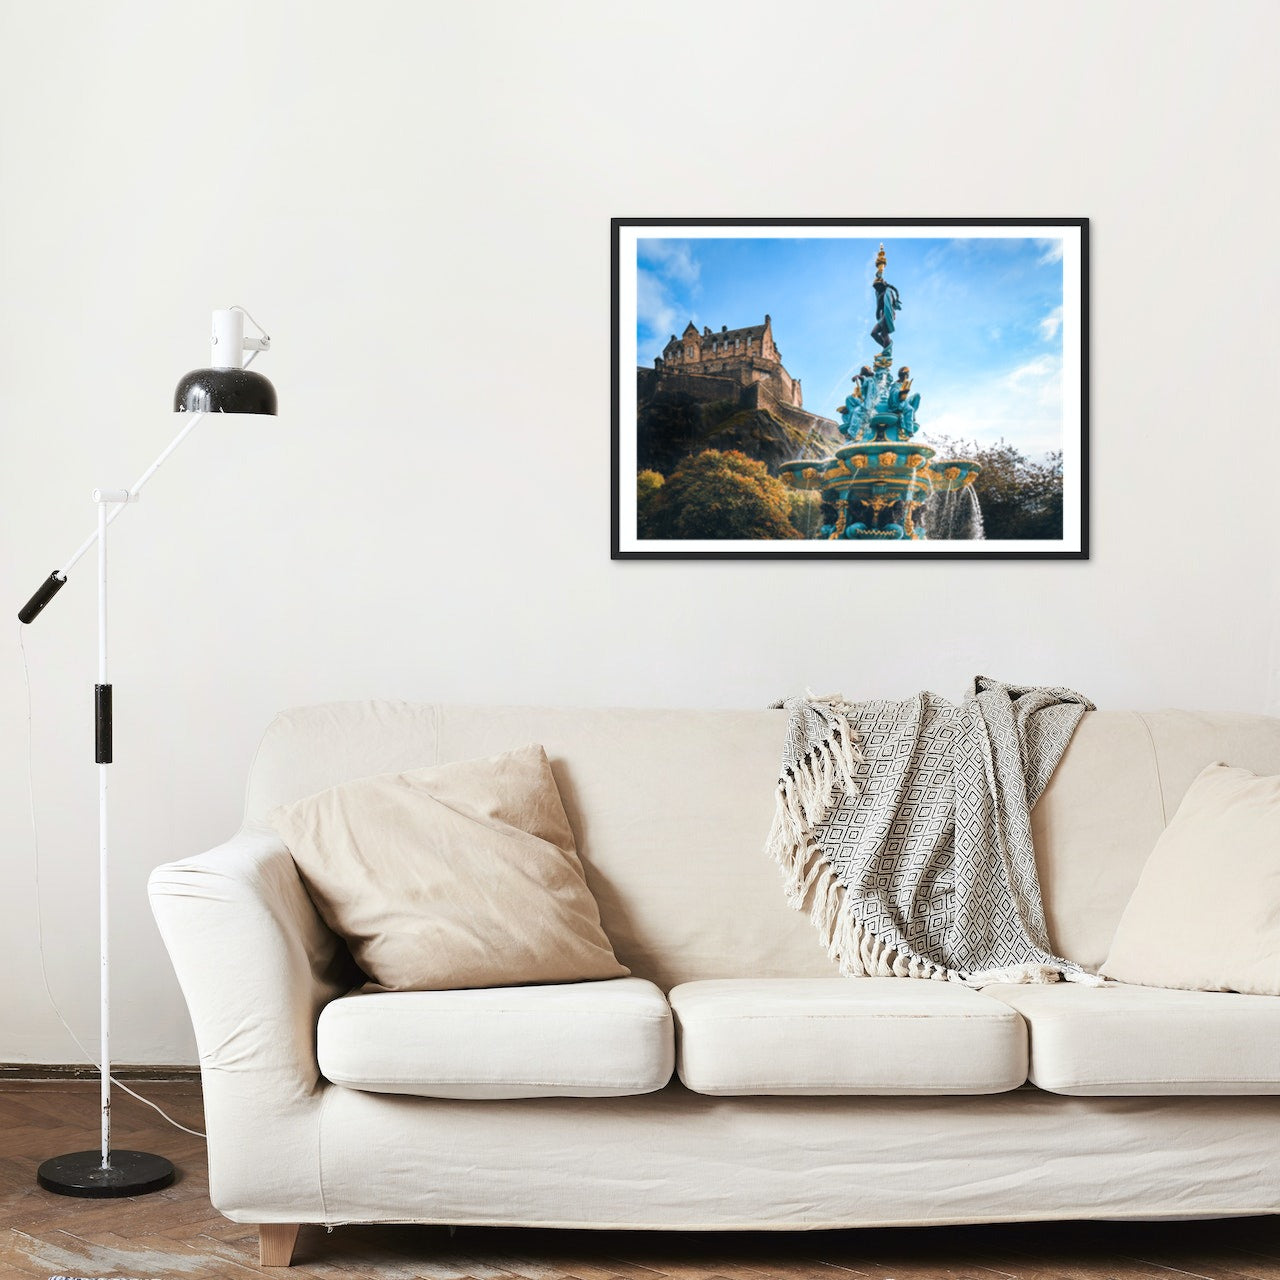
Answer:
(0, 1062, 200, 1082)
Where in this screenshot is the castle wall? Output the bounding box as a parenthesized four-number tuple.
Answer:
(637, 366, 756, 411)
(650, 354, 802, 408)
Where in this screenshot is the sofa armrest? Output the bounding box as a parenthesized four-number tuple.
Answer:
(149, 824, 355, 1221)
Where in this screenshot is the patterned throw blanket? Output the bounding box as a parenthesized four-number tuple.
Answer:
(766, 677, 1099, 984)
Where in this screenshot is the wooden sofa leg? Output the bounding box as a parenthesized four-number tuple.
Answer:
(259, 1223, 300, 1267)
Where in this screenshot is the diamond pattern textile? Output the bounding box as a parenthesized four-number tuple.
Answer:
(768, 677, 1095, 984)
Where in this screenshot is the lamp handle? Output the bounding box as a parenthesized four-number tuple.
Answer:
(18, 572, 67, 624)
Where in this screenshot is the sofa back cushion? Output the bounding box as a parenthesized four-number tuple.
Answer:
(1098, 762, 1280, 995)
(1031, 710, 1280, 967)
(243, 702, 1280, 984)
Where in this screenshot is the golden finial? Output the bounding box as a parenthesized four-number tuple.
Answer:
(875, 243, 887, 278)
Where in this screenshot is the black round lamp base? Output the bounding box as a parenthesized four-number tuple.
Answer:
(37, 1150, 175, 1198)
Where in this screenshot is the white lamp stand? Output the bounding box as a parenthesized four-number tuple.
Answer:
(19, 307, 276, 1197)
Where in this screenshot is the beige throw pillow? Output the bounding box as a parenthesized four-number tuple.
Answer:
(268, 744, 628, 991)
(1101, 762, 1280, 995)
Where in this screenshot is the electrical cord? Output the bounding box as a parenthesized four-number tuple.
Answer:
(18, 620, 207, 1140)
(230, 304, 269, 346)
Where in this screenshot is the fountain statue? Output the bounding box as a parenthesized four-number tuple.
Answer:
(870, 249, 901, 350)
(778, 243, 983, 541)
(888, 367, 920, 437)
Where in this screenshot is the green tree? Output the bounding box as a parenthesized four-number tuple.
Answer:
(641, 450, 801, 541)
(636, 470, 664, 539)
(928, 436, 1064, 540)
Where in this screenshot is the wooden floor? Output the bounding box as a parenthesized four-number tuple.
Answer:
(4, 1080, 1280, 1280)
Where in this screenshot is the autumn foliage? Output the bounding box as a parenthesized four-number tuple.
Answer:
(638, 450, 801, 541)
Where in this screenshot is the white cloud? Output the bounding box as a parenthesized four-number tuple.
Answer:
(922, 354, 1064, 458)
(1036, 238, 1064, 265)
(1004, 355, 1058, 386)
(636, 269, 680, 365)
(1039, 305, 1063, 341)
(638, 239, 700, 287)
(635, 240, 703, 364)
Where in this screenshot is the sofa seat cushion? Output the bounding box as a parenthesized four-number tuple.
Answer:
(985, 982, 1280, 1095)
(318, 977, 674, 1099)
(669, 978, 1027, 1096)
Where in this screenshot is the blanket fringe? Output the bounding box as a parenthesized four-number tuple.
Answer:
(766, 700, 951, 982)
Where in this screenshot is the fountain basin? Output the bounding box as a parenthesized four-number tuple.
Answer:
(845, 522, 906, 540)
(836, 441, 935, 477)
(927, 458, 982, 491)
(832, 442, 936, 510)
(776, 459, 834, 491)
(864, 412, 915, 442)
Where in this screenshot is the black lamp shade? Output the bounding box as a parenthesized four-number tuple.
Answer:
(174, 368, 277, 415)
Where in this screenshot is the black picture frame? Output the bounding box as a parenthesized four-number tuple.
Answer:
(612, 217, 1089, 561)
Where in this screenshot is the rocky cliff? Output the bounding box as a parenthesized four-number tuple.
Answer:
(636, 380, 841, 478)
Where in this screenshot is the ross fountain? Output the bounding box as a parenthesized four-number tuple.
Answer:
(778, 244, 982, 541)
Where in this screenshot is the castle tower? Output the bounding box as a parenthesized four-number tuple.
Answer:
(680, 321, 701, 364)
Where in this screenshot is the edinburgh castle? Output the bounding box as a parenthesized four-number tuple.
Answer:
(636, 314, 841, 476)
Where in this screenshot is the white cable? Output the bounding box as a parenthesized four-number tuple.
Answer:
(18, 621, 206, 1141)
(230, 304, 270, 345)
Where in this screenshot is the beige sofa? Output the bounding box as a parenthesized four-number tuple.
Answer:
(149, 702, 1280, 1268)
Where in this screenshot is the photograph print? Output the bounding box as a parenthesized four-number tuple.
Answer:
(612, 218, 1088, 559)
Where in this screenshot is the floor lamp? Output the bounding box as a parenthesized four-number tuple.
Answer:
(18, 307, 277, 1198)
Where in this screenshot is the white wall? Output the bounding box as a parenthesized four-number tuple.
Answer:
(1, 0, 1277, 1064)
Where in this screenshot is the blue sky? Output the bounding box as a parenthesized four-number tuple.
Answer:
(636, 236, 1066, 457)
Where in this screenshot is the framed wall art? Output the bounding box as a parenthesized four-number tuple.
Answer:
(612, 218, 1088, 560)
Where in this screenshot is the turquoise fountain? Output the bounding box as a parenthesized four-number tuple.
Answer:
(779, 244, 982, 541)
